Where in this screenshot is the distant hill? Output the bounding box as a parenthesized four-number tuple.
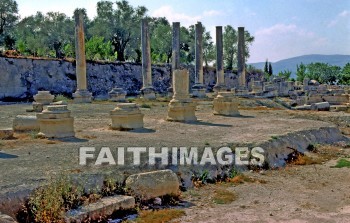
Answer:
(249, 54, 350, 78)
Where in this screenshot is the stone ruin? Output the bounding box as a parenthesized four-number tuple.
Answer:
(1, 13, 349, 139)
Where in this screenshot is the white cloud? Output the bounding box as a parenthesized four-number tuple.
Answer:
(203, 10, 222, 17)
(152, 5, 201, 27)
(249, 23, 327, 62)
(327, 10, 350, 27)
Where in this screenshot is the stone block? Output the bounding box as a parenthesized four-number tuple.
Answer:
(73, 89, 92, 103)
(13, 115, 39, 132)
(330, 105, 349, 112)
(323, 94, 349, 105)
(213, 92, 240, 116)
(294, 105, 312, 111)
(33, 91, 54, 105)
(109, 88, 127, 102)
(125, 169, 180, 200)
(311, 102, 330, 111)
(110, 103, 144, 130)
(37, 105, 75, 138)
(141, 87, 156, 100)
(66, 195, 135, 222)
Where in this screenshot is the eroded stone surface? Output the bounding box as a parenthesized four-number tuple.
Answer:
(66, 195, 135, 222)
(33, 91, 54, 105)
(125, 170, 180, 200)
(110, 103, 144, 130)
(36, 105, 75, 138)
(12, 115, 39, 131)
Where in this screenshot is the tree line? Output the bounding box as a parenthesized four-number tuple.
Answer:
(0, 0, 254, 70)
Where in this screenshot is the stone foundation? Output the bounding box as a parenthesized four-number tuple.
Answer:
(110, 103, 144, 130)
(141, 87, 156, 100)
(13, 115, 39, 131)
(33, 91, 54, 105)
(213, 92, 239, 116)
(73, 89, 92, 103)
(36, 105, 75, 138)
(109, 88, 127, 102)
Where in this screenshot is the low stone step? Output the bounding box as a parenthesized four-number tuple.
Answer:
(65, 195, 135, 222)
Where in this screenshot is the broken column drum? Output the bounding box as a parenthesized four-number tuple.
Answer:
(213, 92, 240, 116)
(110, 103, 144, 130)
(33, 91, 54, 105)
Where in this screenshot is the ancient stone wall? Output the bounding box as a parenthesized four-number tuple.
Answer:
(0, 56, 246, 100)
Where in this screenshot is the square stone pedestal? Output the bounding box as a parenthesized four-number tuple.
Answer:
(167, 99, 197, 122)
(110, 103, 144, 130)
(141, 87, 156, 100)
(36, 105, 75, 138)
(73, 89, 92, 103)
(191, 84, 206, 98)
(33, 91, 54, 105)
(213, 92, 239, 116)
(109, 88, 127, 102)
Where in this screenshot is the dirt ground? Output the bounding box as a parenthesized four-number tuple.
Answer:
(0, 97, 350, 222)
(180, 149, 350, 223)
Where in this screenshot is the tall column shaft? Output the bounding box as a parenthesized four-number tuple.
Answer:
(141, 19, 152, 88)
(216, 26, 224, 86)
(237, 27, 246, 88)
(195, 22, 203, 84)
(75, 11, 87, 91)
(172, 22, 180, 70)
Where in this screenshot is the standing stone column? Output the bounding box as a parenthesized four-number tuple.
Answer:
(167, 69, 197, 122)
(73, 9, 92, 103)
(140, 19, 156, 100)
(191, 22, 206, 98)
(168, 22, 181, 97)
(237, 27, 246, 90)
(213, 26, 225, 93)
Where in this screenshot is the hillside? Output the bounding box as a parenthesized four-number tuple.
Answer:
(249, 54, 350, 78)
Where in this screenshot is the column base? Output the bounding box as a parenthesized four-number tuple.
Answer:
(73, 89, 92, 103)
(141, 87, 156, 100)
(191, 84, 206, 98)
(167, 99, 197, 122)
(109, 88, 127, 102)
(213, 84, 227, 93)
(110, 103, 144, 130)
(213, 92, 240, 116)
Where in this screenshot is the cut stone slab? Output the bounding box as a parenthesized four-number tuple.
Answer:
(110, 103, 144, 130)
(36, 105, 75, 138)
(65, 195, 135, 222)
(311, 102, 330, 111)
(50, 101, 68, 105)
(125, 169, 180, 200)
(294, 105, 312, 111)
(13, 115, 39, 132)
(330, 105, 349, 112)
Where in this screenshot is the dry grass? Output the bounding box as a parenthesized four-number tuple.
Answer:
(226, 174, 267, 185)
(135, 209, 185, 223)
(212, 189, 237, 204)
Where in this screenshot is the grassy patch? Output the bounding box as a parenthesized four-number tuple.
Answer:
(289, 154, 324, 165)
(135, 209, 185, 223)
(28, 130, 40, 139)
(212, 189, 237, 204)
(226, 174, 267, 185)
(332, 159, 350, 168)
(54, 94, 70, 103)
(140, 103, 152, 109)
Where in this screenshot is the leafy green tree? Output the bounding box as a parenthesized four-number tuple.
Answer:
(89, 0, 147, 62)
(339, 63, 350, 85)
(223, 25, 254, 70)
(203, 30, 215, 66)
(85, 36, 114, 61)
(264, 59, 268, 73)
(15, 11, 74, 57)
(296, 62, 307, 82)
(0, 0, 19, 47)
(150, 18, 171, 63)
(306, 62, 341, 84)
(278, 70, 292, 80)
(268, 62, 273, 76)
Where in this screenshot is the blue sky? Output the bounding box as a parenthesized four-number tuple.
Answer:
(16, 0, 350, 63)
